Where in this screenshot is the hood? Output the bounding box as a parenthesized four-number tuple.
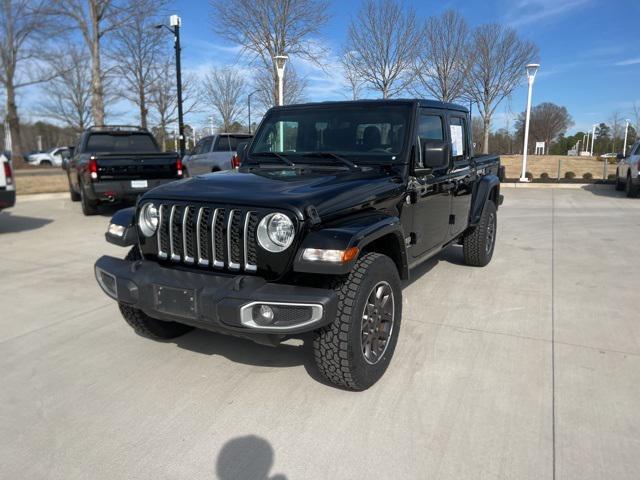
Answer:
(143, 168, 405, 218)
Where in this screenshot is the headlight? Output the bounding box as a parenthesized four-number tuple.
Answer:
(138, 203, 159, 237)
(257, 213, 294, 252)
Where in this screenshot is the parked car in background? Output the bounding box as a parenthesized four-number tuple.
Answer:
(64, 126, 183, 215)
(183, 133, 252, 176)
(28, 147, 71, 167)
(601, 152, 618, 159)
(615, 140, 640, 197)
(0, 151, 16, 211)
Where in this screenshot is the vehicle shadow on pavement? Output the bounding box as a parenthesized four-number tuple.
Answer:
(0, 211, 52, 234)
(216, 435, 287, 480)
(581, 184, 627, 198)
(403, 245, 466, 289)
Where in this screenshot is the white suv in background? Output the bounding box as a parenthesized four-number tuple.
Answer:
(27, 147, 71, 167)
(0, 151, 16, 211)
(183, 133, 252, 176)
(616, 140, 640, 197)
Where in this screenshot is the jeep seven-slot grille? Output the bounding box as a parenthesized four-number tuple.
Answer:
(156, 203, 258, 273)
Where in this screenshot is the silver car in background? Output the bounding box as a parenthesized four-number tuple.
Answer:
(615, 140, 640, 197)
(183, 133, 252, 176)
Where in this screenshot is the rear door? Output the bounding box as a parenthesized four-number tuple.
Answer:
(447, 113, 474, 238)
(409, 109, 452, 258)
(188, 137, 213, 176)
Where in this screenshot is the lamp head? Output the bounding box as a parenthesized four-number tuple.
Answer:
(274, 55, 288, 69)
(169, 15, 181, 27)
(525, 63, 540, 80)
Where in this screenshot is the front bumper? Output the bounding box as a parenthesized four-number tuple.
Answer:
(94, 255, 337, 336)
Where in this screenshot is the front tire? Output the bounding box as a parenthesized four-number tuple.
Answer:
(313, 253, 402, 391)
(626, 173, 638, 198)
(463, 200, 497, 267)
(118, 246, 194, 340)
(615, 171, 624, 191)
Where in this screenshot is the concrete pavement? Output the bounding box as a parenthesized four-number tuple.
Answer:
(0, 187, 638, 479)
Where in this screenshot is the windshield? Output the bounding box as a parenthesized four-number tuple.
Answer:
(249, 104, 412, 164)
(85, 133, 159, 154)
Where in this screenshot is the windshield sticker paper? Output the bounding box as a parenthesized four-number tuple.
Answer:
(450, 125, 463, 156)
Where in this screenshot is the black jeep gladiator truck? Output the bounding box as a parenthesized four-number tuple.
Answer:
(64, 126, 183, 215)
(94, 100, 502, 390)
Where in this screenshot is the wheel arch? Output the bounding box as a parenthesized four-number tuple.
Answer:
(470, 174, 500, 226)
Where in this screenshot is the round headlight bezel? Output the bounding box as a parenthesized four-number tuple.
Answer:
(138, 203, 159, 238)
(257, 212, 295, 253)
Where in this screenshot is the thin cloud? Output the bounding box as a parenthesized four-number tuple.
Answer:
(505, 0, 592, 27)
(614, 57, 640, 66)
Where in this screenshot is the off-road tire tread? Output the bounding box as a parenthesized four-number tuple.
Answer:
(463, 200, 497, 267)
(118, 246, 193, 340)
(313, 252, 386, 390)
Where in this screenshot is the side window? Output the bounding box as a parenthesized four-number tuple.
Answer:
(214, 136, 231, 152)
(449, 116, 468, 159)
(417, 113, 444, 167)
(200, 137, 213, 154)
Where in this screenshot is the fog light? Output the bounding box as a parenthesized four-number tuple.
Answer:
(95, 267, 117, 299)
(253, 304, 275, 325)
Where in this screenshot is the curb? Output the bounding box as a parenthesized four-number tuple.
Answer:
(501, 183, 610, 189)
(16, 192, 69, 202)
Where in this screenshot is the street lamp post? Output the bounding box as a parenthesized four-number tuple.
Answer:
(247, 89, 261, 134)
(155, 15, 185, 157)
(590, 124, 596, 156)
(623, 119, 630, 156)
(208, 116, 214, 135)
(274, 55, 288, 150)
(520, 63, 540, 182)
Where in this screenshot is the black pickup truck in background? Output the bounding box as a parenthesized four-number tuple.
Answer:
(63, 126, 183, 215)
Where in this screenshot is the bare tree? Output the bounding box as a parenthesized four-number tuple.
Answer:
(47, 0, 129, 126)
(466, 24, 538, 153)
(202, 67, 246, 132)
(343, 0, 421, 98)
(341, 52, 364, 100)
(631, 102, 640, 140)
(609, 110, 623, 152)
(210, 0, 330, 106)
(254, 65, 307, 111)
(111, 0, 166, 129)
(0, 0, 51, 158)
(148, 61, 198, 151)
(514, 103, 573, 153)
(413, 10, 469, 102)
(40, 47, 93, 132)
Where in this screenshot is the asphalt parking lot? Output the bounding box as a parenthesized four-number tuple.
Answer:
(1, 187, 638, 480)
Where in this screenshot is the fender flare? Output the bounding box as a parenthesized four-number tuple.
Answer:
(469, 175, 500, 226)
(105, 207, 138, 247)
(293, 213, 409, 279)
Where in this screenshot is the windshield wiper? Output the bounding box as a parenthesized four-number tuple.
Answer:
(249, 151, 294, 166)
(299, 152, 360, 171)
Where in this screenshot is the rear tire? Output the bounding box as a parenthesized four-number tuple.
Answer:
(463, 200, 497, 267)
(118, 246, 194, 340)
(615, 171, 624, 191)
(626, 173, 638, 198)
(313, 253, 402, 391)
(80, 181, 99, 215)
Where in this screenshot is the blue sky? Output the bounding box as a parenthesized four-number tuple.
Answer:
(171, 0, 640, 135)
(22, 0, 640, 135)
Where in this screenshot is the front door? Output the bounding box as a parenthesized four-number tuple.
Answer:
(409, 109, 452, 258)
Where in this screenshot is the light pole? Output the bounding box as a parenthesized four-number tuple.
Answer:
(208, 116, 215, 135)
(623, 119, 630, 155)
(590, 124, 596, 156)
(155, 15, 185, 157)
(247, 89, 261, 134)
(520, 63, 540, 182)
(274, 55, 288, 150)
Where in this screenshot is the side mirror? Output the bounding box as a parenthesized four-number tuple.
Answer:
(422, 140, 449, 169)
(616, 152, 624, 160)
